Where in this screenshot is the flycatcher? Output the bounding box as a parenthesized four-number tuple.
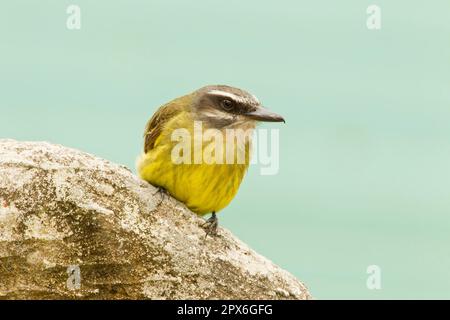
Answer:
(137, 85, 285, 236)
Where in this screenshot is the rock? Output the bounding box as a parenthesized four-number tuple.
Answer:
(0, 139, 311, 299)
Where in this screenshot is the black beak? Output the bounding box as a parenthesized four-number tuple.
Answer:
(245, 106, 285, 123)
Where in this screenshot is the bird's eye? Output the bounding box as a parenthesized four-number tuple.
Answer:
(221, 99, 233, 111)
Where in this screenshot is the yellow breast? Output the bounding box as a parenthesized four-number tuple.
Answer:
(137, 111, 253, 215)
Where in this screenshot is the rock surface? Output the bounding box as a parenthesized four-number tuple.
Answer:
(0, 139, 310, 299)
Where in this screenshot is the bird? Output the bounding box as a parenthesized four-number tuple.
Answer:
(136, 85, 285, 236)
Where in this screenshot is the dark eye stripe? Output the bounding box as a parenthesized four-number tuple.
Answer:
(206, 90, 257, 115)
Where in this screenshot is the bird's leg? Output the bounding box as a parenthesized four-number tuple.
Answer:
(203, 212, 218, 238)
(153, 186, 168, 207)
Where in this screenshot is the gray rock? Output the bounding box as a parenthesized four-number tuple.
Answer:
(0, 139, 311, 299)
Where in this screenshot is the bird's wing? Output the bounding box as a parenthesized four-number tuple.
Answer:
(143, 102, 185, 153)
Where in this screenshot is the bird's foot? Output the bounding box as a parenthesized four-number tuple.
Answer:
(153, 187, 168, 207)
(203, 212, 218, 238)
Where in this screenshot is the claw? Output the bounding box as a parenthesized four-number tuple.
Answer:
(203, 212, 218, 238)
(153, 187, 168, 207)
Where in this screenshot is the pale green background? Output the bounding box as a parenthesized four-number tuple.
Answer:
(1, 1, 450, 299)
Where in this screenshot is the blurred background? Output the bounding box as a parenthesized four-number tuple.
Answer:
(1, 0, 450, 299)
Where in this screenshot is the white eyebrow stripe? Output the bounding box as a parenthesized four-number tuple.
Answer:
(251, 94, 260, 103)
(208, 90, 244, 102)
(207, 89, 259, 105)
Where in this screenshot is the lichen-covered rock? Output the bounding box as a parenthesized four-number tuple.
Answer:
(0, 139, 311, 299)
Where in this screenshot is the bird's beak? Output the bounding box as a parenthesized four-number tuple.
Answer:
(245, 105, 285, 123)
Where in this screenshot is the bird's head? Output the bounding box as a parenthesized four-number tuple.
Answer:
(191, 85, 285, 129)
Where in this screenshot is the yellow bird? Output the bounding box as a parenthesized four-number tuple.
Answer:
(137, 85, 285, 236)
